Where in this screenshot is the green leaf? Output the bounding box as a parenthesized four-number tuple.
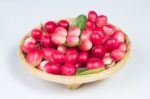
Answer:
(77, 68, 105, 76)
(70, 14, 87, 31)
(76, 68, 87, 75)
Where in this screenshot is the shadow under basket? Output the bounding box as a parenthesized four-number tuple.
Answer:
(19, 18, 131, 89)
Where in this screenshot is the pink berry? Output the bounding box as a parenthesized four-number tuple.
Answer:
(66, 35, 79, 46)
(79, 39, 92, 51)
(51, 50, 65, 64)
(37, 60, 48, 71)
(31, 29, 43, 40)
(51, 33, 66, 45)
(57, 45, 67, 54)
(68, 26, 81, 37)
(96, 15, 108, 27)
(113, 31, 125, 42)
(80, 29, 92, 41)
(110, 49, 125, 61)
(92, 45, 106, 58)
(57, 20, 69, 29)
(86, 58, 105, 70)
(90, 33, 102, 45)
(85, 20, 95, 30)
(103, 25, 115, 36)
(102, 56, 113, 65)
(26, 48, 43, 66)
(54, 27, 67, 37)
(104, 38, 119, 52)
(42, 48, 54, 61)
(78, 52, 90, 63)
(41, 34, 52, 47)
(61, 64, 76, 76)
(44, 62, 61, 75)
(93, 27, 104, 38)
(118, 42, 127, 52)
(65, 49, 79, 64)
(21, 37, 37, 53)
(88, 11, 97, 22)
(44, 21, 57, 33)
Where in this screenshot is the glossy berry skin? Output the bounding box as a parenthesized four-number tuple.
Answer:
(92, 45, 106, 58)
(44, 21, 57, 33)
(79, 39, 92, 51)
(66, 35, 79, 46)
(90, 33, 102, 45)
(103, 25, 115, 36)
(110, 49, 125, 61)
(96, 15, 108, 27)
(78, 52, 90, 63)
(51, 33, 66, 45)
(86, 58, 105, 70)
(57, 45, 67, 54)
(80, 29, 92, 41)
(61, 64, 76, 76)
(68, 27, 81, 37)
(113, 31, 125, 42)
(21, 37, 37, 53)
(31, 29, 43, 40)
(44, 62, 61, 75)
(66, 48, 78, 55)
(92, 27, 104, 38)
(65, 49, 79, 64)
(118, 42, 127, 52)
(88, 11, 97, 22)
(37, 60, 48, 71)
(57, 20, 69, 30)
(41, 34, 51, 47)
(51, 50, 65, 64)
(54, 27, 67, 37)
(26, 48, 43, 66)
(86, 20, 95, 30)
(104, 38, 119, 52)
(42, 48, 54, 61)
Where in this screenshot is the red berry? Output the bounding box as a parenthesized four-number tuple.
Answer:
(80, 29, 92, 41)
(44, 62, 61, 75)
(96, 15, 108, 27)
(65, 49, 79, 64)
(90, 33, 102, 45)
(110, 49, 125, 61)
(26, 48, 43, 66)
(31, 29, 43, 40)
(103, 25, 115, 36)
(21, 37, 37, 53)
(37, 60, 48, 71)
(57, 45, 67, 54)
(61, 64, 76, 76)
(79, 39, 92, 51)
(86, 58, 104, 70)
(118, 42, 127, 52)
(44, 21, 57, 33)
(57, 20, 69, 29)
(78, 52, 90, 63)
(104, 38, 119, 52)
(51, 33, 66, 45)
(68, 26, 81, 36)
(93, 27, 104, 38)
(66, 35, 79, 46)
(88, 11, 97, 22)
(54, 27, 67, 37)
(86, 20, 95, 30)
(42, 48, 54, 61)
(92, 45, 106, 58)
(75, 62, 82, 68)
(66, 48, 78, 55)
(113, 31, 125, 42)
(51, 50, 65, 64)
(41, 34, 52, 47)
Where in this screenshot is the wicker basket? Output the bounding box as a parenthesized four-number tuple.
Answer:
(19, 18, 131, 89)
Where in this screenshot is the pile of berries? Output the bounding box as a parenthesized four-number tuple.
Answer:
(21, 11, 127, 76)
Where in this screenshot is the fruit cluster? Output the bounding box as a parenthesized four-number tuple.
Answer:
(21, 11, 127, 76)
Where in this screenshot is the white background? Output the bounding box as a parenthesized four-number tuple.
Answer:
(0, 0, 150, 99)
